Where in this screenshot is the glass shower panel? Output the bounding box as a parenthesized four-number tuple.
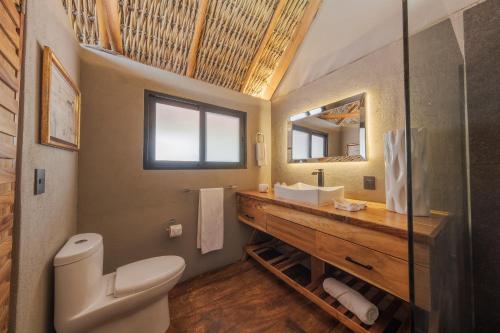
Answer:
(405, 0, 475, 332)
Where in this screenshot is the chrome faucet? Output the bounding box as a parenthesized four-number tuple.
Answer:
(312, 169, 325, 187)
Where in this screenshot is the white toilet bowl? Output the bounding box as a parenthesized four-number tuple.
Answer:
(54, 233, 185, 333)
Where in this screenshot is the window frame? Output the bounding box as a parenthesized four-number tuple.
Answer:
(144, 90, 247, 170)
(291, 125, 328, 160)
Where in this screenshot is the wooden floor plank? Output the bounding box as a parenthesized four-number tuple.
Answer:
(369, 299, 402, 333)
(168, 260, 349, 333)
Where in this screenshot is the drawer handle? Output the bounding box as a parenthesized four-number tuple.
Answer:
(243, 214, 255, 221)
(345, 256, 373, 270)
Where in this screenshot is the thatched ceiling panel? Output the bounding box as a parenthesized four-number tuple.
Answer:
(62, 0, 100, 45)
(119, 0, 198, 75)
(193, 0, 278, 91)
(61, 0, 321, 99)
(242, 0, 309, 96)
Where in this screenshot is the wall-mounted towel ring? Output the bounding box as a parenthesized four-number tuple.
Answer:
(256, 132, 265, 144)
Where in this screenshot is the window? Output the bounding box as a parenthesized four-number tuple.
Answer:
(292, 129, 310, 160)
(311, 134, 326, 158)
(144, 91, 246, 169)
(291, 125, 327, 160)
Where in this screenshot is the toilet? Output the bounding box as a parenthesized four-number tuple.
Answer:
(53, 233, 185, 333)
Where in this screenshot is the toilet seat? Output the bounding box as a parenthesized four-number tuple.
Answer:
(114, 256, 185, 298)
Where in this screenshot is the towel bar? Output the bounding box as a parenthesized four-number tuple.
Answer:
(182, 185, 238, 192)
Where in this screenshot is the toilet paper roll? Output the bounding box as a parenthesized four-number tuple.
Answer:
(169, 224, 182, 238)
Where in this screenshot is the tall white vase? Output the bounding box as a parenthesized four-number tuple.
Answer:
(384, 128, 430, 216)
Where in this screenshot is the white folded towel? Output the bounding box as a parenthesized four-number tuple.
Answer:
(256, 142, 267, 167)
(197, 188, 224, 254)
(333, 198, 367, 212)
(323, 277, 379, 325)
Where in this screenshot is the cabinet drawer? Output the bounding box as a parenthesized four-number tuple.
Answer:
(316, 232, 409, 301)
(267, 215, 316, 254)
(238, 197, 267, 231)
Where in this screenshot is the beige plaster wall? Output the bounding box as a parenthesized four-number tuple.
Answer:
(12, 0, 81, 332)
(77, 48, 271, 281)
(271, 41, 405, 202)
(328, 130, 341, 156)
(340, 127, 360, 153)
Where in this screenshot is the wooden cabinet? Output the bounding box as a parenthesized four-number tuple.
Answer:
(316, 231, 409, 302)
(237, 191, 444, 313)
(267, 215, 316, 254)
(237, 196, 267, 231)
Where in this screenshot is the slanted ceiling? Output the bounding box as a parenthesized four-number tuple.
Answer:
(61, 0, 321, 99)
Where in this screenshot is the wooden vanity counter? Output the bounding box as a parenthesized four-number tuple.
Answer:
(237, 190, 446, 245)
(237, 190, 448, 316)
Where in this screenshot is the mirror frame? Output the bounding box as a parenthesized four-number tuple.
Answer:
(287, 92, 367, 163)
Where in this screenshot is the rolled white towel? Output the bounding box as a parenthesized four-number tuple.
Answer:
(323, 277, 379, 325)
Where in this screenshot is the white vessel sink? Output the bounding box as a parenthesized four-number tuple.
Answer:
(274, 182, 344, 206)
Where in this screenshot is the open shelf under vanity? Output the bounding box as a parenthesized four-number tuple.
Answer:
(236, 190, 448, 333)
(246, 240, 410, 333)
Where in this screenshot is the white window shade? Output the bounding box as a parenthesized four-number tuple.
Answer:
(206, 112, 240, 162)
(292, 130, 310, 160)
(155, 103, 200, 161)
(311, 135, 325, 158)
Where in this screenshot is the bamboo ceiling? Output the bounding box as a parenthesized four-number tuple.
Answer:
(61, 0, 321, 99)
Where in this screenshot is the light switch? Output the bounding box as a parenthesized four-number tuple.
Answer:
(35, 169, 45, 195)
(363, 176, 376, 190)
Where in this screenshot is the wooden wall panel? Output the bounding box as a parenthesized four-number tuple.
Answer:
(0, 0, 24, 331)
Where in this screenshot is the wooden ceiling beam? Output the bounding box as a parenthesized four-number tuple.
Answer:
(261, 0, 322, 100)
(319, 112, 360, 121)
(241, 0, 287, 93)
(186, 0, 209, 77)
(95, 0, 111, 49)
(96, 0, 123, 54)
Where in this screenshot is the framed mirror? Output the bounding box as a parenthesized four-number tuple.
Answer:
(287, 93, 366, 163)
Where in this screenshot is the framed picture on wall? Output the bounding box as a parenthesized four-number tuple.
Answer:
(41, 46, 81, 151)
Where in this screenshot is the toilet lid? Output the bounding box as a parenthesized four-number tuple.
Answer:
(114, 256, 185, 298)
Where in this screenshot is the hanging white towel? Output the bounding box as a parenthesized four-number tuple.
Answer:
(323, 277, 379, 325)
(197, 188, 224, 254)
(256, 132, 267, 167)
(256, 142, 267, 166)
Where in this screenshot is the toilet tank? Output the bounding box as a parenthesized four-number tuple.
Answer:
(54, 233, 104, 327)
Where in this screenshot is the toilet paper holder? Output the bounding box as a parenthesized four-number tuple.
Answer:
(166, 218, 178, 233)
(166, 218, 176, 232)
(166, 218, 182, 238)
